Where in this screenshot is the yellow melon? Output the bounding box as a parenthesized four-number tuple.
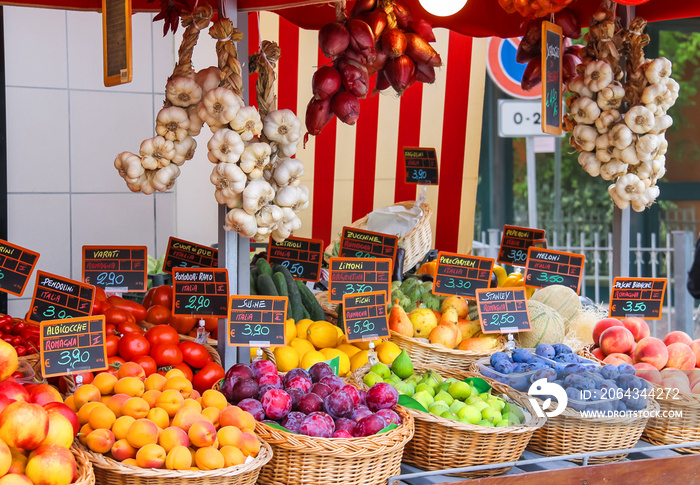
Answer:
(516, 301, 565, 348)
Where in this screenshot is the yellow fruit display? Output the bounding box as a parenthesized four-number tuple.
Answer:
(300, 350, 326, 369)
(336, 343, 361, 358)
(354, 339, 383, 351)
(289, 338, 315, 359)
(285, 319, 297, 342)
(350, 350, 369, 370)
(375, 341, 401, 365)
(307, 322, 337, 349)
(408, 308, 438, 338)
(273, 346, 300, 372)
(319, 348, 350, 377)
(295, 319, 314, 339)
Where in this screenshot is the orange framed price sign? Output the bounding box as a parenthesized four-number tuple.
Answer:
(82, 245, 147, 292)
(267, 236, 324, 282)
(339, 227, 397, 269)
(498, 225, 546, 266)
(476, 288, 532, 334)
(28, 271, 95, 325)
(342, 291, 390, 343)
(609, 278, 667, 320)
(0, 239, 39, 296)
(228, 295, 287, 348)
(172, 268, 229, 318)
(41, 315, 108, 378)
(524, 248, 585, 293)
(163, 237, 218, 274)
(432, 252, 494, 300)
(328, 257, 391, 304)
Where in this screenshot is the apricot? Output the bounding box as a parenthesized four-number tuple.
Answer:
(122, 397, 150, 419)
(155, 390, 185, 418)
(194, 447, 224, 471)
(85, 429, 115, 454)
(111, 439, 137, 462)
(136, 444, 166, 469)
(63, 396, 76, 412)
(78, 424, 93, 446)
(112, 416, 136, 440)
(107, 394, 130, 417)
(77, 402, 105, 426)
(122, 459, 138, 466)
(145, 374, 167, 392)
(158, 427, 189, 453)
(117, 362, 146, 381)
(217, 426, 243, 448)
(240, 432, 260, 458)
(142, 390, 161, 409)
(92, 373, 118, 395)
(88, 406, 117, 431)
(220, 446, 246, 467)
(220, 406, 255, 431)
(163, 377, 193, 399)
(188, 421, 217, 448)
(189, 390, 201, 400)
(201, 390, 227, 411)
(42, 412, 74, 448)
(126, 419, 159, 449)
(164, 369, 186, 380)
(201, 407, 220, 427)
(172, 408, 202, 433)
(183, 399, 202, 413)
(146, 408, 169, 430)
(165, 445, 191, 470)
(114, 377, 145, 398)
(73, 384, 101, 410)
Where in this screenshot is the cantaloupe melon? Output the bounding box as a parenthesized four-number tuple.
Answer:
(530, 284, 581, 331)
(516, 300, 565, 348)
(467, 300, 480, 321)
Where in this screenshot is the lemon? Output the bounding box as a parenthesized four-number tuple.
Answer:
(350, 350, 369, 370)
(295, 319, 314, 340)
(300, 350, 326, 369)
(274, 346, 300, 372)
(376, 341, 402, 365)
(333, 325, 344, 338)
(307, 321, 338, 349)
(336, 343, 361, 358)
(355, 339, 384, 351)
(285, 319, 297, 342)
(289, 337, 315, 359)
(320, 348, 351, 376)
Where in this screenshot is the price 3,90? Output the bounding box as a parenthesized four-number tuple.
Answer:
(241, 324, 270, 337)
(57, 348, 90, 369)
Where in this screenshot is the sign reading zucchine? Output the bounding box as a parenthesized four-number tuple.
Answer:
(339, 227, 397, 268)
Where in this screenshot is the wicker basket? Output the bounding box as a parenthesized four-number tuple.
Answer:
(578, 344, 603, 363)
(139, 320, 219, 348)
(351, 365, 545, 477)
(255, 406, 414, 485)
(72, 443, 96, 485)
(389, 331, 506, 372)
(642, 383, 700, 453)
(78, 440, 271, 485)
(324, 201, 433, 271)
(314, 291, 339, 325)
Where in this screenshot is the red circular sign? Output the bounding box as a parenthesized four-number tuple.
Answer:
(486, 37, 541, 100)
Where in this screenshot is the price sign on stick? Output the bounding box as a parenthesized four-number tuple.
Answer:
(162, 237, 218, 274)
(82, 246, 147, 292)
(228, 295, 287, 348)
(172, 268, 229, 318)
(0, 239, 39, 296)
(28, 271, 95, 325)
(328, 257, 391, 304)
(40, 315, 108, 378)
(267, 236, 324, 282)
(541, 21, 563, 136)
(497, 225, 546, 266)
(343, 291, 390, 343)
(339, 227, 397, 269)
(432, 252, 494, 300)
(524, 248, 585, 293)
(609, 278, 667, 320)
(403, 147, 439, 185)
(476, 288, 532, 334)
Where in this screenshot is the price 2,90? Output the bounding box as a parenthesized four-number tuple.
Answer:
(241, 324, 271, 337)
(623, 301, 647, 313)
(443, 278, 471, 290)
(96, 272, 125, 286)
(56, 348, 90, 369)
(185, 295, 210, 311)
(352, 319, 375, 335)
(537, 272, 564, 284)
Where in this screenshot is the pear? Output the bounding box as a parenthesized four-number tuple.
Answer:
(409, 308, 438, 338)
(391, 349, 414, 380)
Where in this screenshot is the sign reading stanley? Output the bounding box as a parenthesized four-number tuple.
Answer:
(163, 237, 218, 273)
(41, 315, 108, 378)
(0, 239, 40, 296)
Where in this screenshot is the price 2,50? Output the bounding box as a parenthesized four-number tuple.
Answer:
(281, 260, 304, 276)
(489, 313, 515, 326)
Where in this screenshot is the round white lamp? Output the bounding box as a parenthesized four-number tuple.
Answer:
(418, 0, 468, 17)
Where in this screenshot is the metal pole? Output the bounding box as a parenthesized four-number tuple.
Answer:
(672, 230, 694, 335)
(526, 136, 537, 228)
(553, 138, 562, 235)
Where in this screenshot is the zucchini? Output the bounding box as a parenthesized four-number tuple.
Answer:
(249, 273, 257, 295)
(296, 280, 326, 321)
(256, 258, 273, 277)
(256, 273, 278, 296)
(273, 265, 303, 321)
(301, 305, 311, 320)
(272, 272, 288, 297)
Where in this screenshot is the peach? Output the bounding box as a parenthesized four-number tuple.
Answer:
(0, 396, 14, 415)
(240, 432, 260, 458)
(591, 347, 605, 361)
(201, 390, 228, 411)
(603, 353, 633, 366)
(220, 406, 255, 431)
(92, 373, 118, 395)
(112, 416, 136, 441)
(114, 377, 145, 398)
(664, 331, 692, 347)
(183, 399, 202, 413)
(633, 337, 669, 370)
(8, 447, 27, 475)
(163, 377, 193, 399)
(158, 427, 189, 453)
(687, 369, 700, 388)
(42, 412, 74, 448)
(662, 374, 691, 394)
(106, 394, 130, 417)
(666, 343, 697, 370)
(142, 390, 161, 409)
(111, 439, 137, 462)
(72, 384, 101, 410)
(43, 403, 79, 438)
(77, 402, 104, 425)
(172, 408, 202, 433)
(24, 444, 75, 485)
(0, 474, 33, 485)
(429, 324, 458, 349)
(126, 419, 159, 449)
(0, 340, 18, 381)
(27, 385, 63, 407)
(0, 437, 10, 475)
(164, 369, 186, 380)
(165, 445, 191, 470)
(145, 374, 167, 392)
(88, 406, 116, 431)
(621, 317, 650, 342)
(690, 340, 700, 368)
(599, 326, 635, 355)
(117, 362, 146, 381)
(217, 426, 243, 448)
(0, 402, 49, 450)
(155, 390, 185, 418)
(146, 408, 170, 430)
(220, 446, 245, 467)
(634, 365, 663, 386)
(188, 421, 217, 448)
(201, 407, 220, 427)
(122, 397, 149, 419)
(0, 381, 30, 403)
(135, 444, 166, 469)
(194, 447, 224, 471)
(85, 429, 115, 453)
(78, 424, 93, 446)
(592, 318, 624, 346)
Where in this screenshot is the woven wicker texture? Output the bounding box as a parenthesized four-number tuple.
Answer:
(642, 382, 700, 453)
(72, 443, 96, 485)
(255, 406, 414, 485)
(78, 440, 271, 485)
(351, 364, 545, 477)
(314, 291, 339, 325)
(324, 201, 433, 271)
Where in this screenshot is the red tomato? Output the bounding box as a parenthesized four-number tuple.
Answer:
(192, 362, 225, 394)
(107, 296, 147, 322)
(151, 285, 173, 309)
(117, 321, 143, 336)
(132, 355, 157, 376)
(104, 307, 135, 327)
(178, 341, 212, 369)
(15, 346, 26, 356)
(172, 363, 193, 381)
(118, 333, 150, 361)
(95, 287, 107, 302)
(145, 324, 180, 348)
(146, 305, 171, 325)
(91, 300, 110, 316)
(142, 287, 155, 309)
(151, 344, 183, 367)
(107, 356, 125, 376)
(168, 315, 197, 335)
(105, 324, 117, 335)
(202, 317, 218, 332)
(105, 334, 120, 357)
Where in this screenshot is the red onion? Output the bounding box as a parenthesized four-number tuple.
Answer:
(415, 63, 435, 84)
(351, 0, 376, 17)
(337, 58, 370, 98)
(563, 53, 581, 84)
(385, 55, 416, 95)
(554, 8, 581, 39)
(305, 96, 334, 135)
(408, 19, 435, 43)
(319, 22, 351, 59)
(382, 29, 407, 59)
(523, 19, 543, 46)
(331, 91, 360, 125)
(347, 19, 376, 63)
(365, 10, 389, 40)
(342, 47, 365, 64)
(516, 38, 540, 63)
(366, 49, 388, 75)
(392, 0, 413, 29)
(312, 66, 342, 100)
(375, 69, 391, 91)
(405, 33, 442, 67)
(565, 44, 586, 58)
(521, 57, 541, 91)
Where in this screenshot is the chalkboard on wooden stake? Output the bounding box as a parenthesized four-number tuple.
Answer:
(541, 21, 563, 136)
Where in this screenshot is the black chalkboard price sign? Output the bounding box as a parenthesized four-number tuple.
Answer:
(609, 277, 667, 320)
(172, 268, 229, 318)
(524, 248, 585, 293)
(404, 147, 439, 185)
(476, 288, 532, 334)
(40, 315, 108, 378)
(541, 21, 563, 136)
(432, 252, 494, 300)
(0, 239, 40, 297)
(339, 227, 398, 267)
(163, 237, 218, 274)
(328, 257, 392, 304)
(82, 246, 147, 292)
(498, 225, 546, 266)
(343, 291, 390, 343)
(228, 295, 288, 348)
(28, 271, 95, 325)
(267, 236, 324, 282)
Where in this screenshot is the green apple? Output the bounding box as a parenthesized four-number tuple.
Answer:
(476, 419, 496, 427)
(457, 405, 482, 424)
(433, 390, 454, 407)
(465, 396, 482, 406)
(428, 401, 450, 416)
(394, 381, 415, 396)
(481, 407, 502, 425)
(448, 381, 472, 401)
(487, 397, 506, 411)
(370, 362, 391, 380)
(440, 411, 459, 421)
(413, 390, 435, 410)
(473, 401, 490, 413)
(449, 401, 467, 415)
(415, 383, 435, 397)
(363, 372, 384, 388)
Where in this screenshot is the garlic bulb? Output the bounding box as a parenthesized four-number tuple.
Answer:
(657, 135, 668, 157)
(214, 188, 243, 209)
(292, 185, 310, 211)
(608, 184, 630, 210)
(210, 162, 247, 205)
(239, 143, 271, 179)
(198, 88, 244, 126)
(568, 75, 594, 98)
(263, 109, 303, 145)
(194, 67, 222, 96)
(609, 124, 634, 150)
(114, 152, 145, 183)
(171, 136, 197, 166)
(126, 172, 150, 194)
(649, 114, 673, 135)
(600, 160, 628, 181)
(644, 57, 672, 84)
(625, 106, 655, 134)
(140, 136, 175, 170)
(224, 208, 257, 238)
(273, 159, 304, 187)
(636, 134, 660, 162)
(597, 82, 625, 110)
(151, 164, 181, 192)
(256, 204, 283, 229)
(187, 106, 204, 136)
(207, 129, 245, 164)
(595, 135, 616, 163)
(242, 179, 275, 215)
(615, 173, 645, 201)
(155, 107, 190, 142)
(595, 110, 621, 134)
(230, 107, 263, 142)
(281, 207, 303, 230)
(572, 125, 597, 152)
(571, 97, 601, 125)
(271, 223, 292, 243)
(632, 161, 653, 183)
(275, 185, 300, 208)
(642, 83, 670, 116)
(278, 142, 299, 159)
(137, 172, 157, 195)
(584, 61, 613, 92)
(615, 145, 639, 166)
(165, 77, 203, 108)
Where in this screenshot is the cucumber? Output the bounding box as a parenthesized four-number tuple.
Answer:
(273, 265, 303, 321)
(256, 273, 278, 296)
(250, 273, 257, 295)
(256, 258, 273, 277)
(272, 272, 288, 297)
(301, 305, 311, 320)
(296, 280, 326, 321)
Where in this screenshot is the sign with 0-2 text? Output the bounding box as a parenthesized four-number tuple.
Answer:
(498, 100, 544, 138)
(343, 291, 390, 343)
(541, 21, 563, 136)
(0, 239, 40, 297)
(228, 295, 287, 348)
(498, 225, 546, 266)
(476, 288, 532, 334)
(328, 257, 392, 304)
(172, 268, 229, 318)
(403, 147, 439, 185)
(28, 271, 95, 325)
(609, 278, 667, 320)
(40, 315, 108, 378)
(432, 252, 494, 300)
(163, 237, 218, 274)
(524, 248, 584, 293)
(267, 236, 323, 282)
(339, 228, 398, 270)
(82, 245, 147, 292)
